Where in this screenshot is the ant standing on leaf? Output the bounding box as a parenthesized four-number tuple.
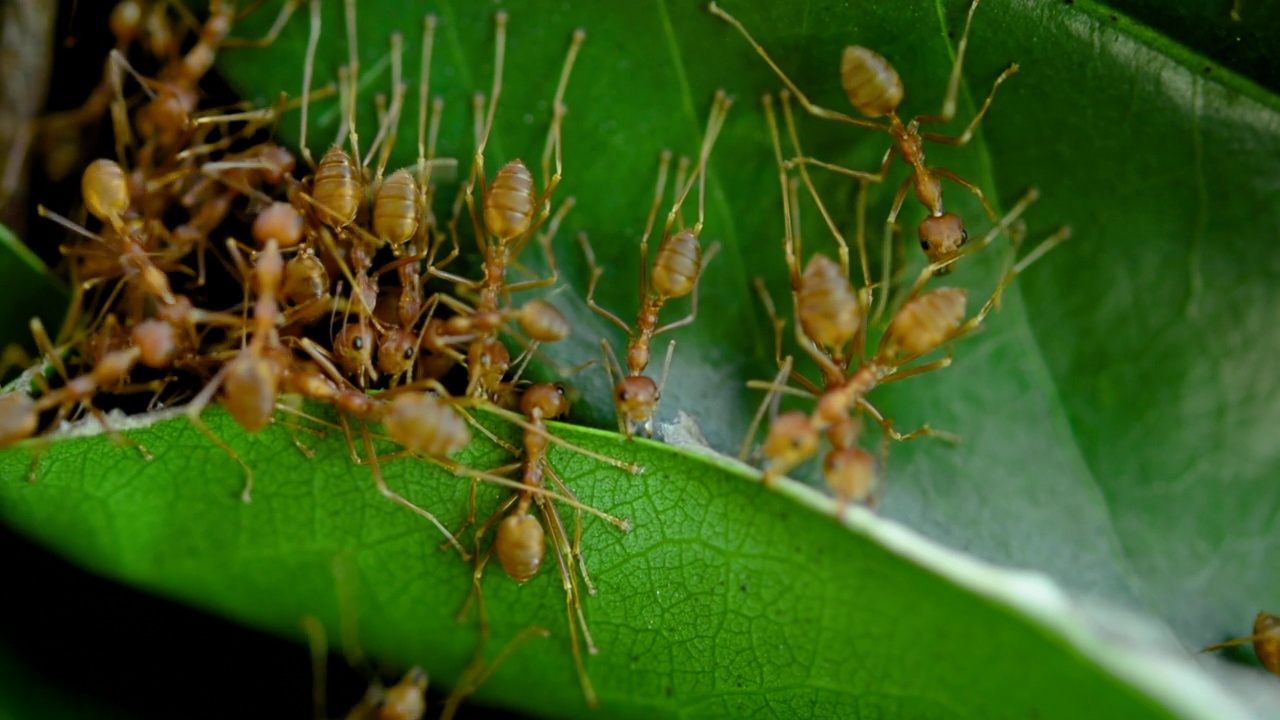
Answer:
(578, 91, 730, 440)
(457, 383, 634, 709)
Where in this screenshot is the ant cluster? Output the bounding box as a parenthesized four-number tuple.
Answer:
(711, 0, 1071, 511)
(0, 0, 1096, 712)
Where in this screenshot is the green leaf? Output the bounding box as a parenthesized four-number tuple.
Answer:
(0, 407, 1233, 719)
(3, 0, 1279, 717)
(0, 223, 66, 371)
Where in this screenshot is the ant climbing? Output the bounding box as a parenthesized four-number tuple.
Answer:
(579, 90, 732, 438)
(711, 0, 1020, 284)
(743, 102, 1069, 506)
(426, 12, 586, 399)
(459, 383, 631, 708)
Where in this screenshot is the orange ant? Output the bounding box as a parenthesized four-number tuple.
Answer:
(746, 211, 1069, 504)
(1204, 612, 1280, 676)
(426, 13, 586, 399)
(744, 123, 1068, 507)
(711, 0, 1019, 281)
(459, 383, 632, 708)
(579, 91, 731, 438)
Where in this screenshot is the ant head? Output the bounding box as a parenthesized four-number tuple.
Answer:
(334, 321, 377, 383)
(522, 382, 571, 420)
(495, 514, 546, 583)
(615, 375, 659, 426)
(376, 329, 417, 377)
(917, 213, 968, 273)
(822, 447, 878, 504)
(762, 411, 819, 477)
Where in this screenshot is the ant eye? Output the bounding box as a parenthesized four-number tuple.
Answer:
(960, 229, 969, 244)
(403, 347, 414, 360)
(352, 336, 364, 350)
(919, 239, 929, 250)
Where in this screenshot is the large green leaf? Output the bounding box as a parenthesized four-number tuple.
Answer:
(3, 0, 1279, 717)
(0, 407, 1244, 719)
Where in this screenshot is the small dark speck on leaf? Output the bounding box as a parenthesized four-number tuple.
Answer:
(1110, 14, 1118, 21)
(665, 686, 674, 698)
(740, 583, 749, 593)
(1204, 66, 1213, 73)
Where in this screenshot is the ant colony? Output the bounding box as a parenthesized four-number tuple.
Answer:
(0, 0, 1090, 714)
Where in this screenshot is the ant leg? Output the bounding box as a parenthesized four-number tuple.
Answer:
(649, 339, 677, 439)
(506, 196, 574, 292)
(537, 493, 599, 707)
(577, 233, 633, 335)
(921, 52, 1019, 141)
(740, 356, 794, 462)
(932, 167, 998, 220)
(857, 398, 960, 445)
(897, 187, 1042, 312)
(300, 615, 329, 720)
(545, 461, 596, 594)
(223, 0, 302, 47)
(761, 95, 803, 289)
(914, 0, 1005, 130)
(440, 627, 550, 720)
(753, 278, 789, 372)
(709, 3, 886, 132)
(539, 28, 588, 192)
(778, 90, 882, 279)
(599, 338, 626, 435)
(183, 365, 255, 502)
(358, 421, 470, 559)
(917, 225, 1071, 361)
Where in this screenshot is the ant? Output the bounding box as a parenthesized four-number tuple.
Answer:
(744, 103, 1069, 505)
(426, 12, 586, 399)
(459, 383, 632, 708)
(579, 91, 731, 439)
(711, 0, 1019, 282)
(1204, 612, 1279, 676)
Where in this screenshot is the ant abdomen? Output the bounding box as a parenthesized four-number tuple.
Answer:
(484, 159, 536, 242)
(823, 447, 878, 506)
(840, 46, 903, 118)
(651, 229, 702, 299)
(312, 146, 361, 229)
(81, 159, 130, 227)
(373, 168, 421, 248)
(882, 287, 967, 359)
(798, 254, 860, 349)
(252, 202, 305, 249)
(495, 513, 546, 583)
(222, 356, 280, 433)
(517, 300, 570, 343)
(382, 394, 471, 456)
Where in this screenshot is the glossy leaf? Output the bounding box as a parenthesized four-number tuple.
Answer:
(2, 0, 1279, 717)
